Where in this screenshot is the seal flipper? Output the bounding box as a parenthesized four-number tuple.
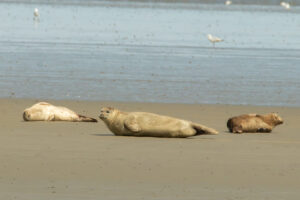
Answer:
(191, 123, 218, 135)
(124, 117, 141, 132)
(23, 111, 29, 121)
(227, 118, 233, 132)
(232, 126, 243, 133)
(78, 115, 98, 122)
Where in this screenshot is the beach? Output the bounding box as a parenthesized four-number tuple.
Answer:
(0, 98, 299, 199)
(1, 0, 300, 199)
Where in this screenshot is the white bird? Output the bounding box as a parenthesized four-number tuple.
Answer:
(280, 1, 287, 6)
(280, 2, 291, 9)
(34, 8, 39, 18)
(285, 2, 291, 9)
(207, 34, 224, 47)
(225, 0, 232, 6)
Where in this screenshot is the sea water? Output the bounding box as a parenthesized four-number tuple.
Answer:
(0, 0, 299, 106)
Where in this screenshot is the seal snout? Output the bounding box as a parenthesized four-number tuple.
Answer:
(99, 113, 105, 119)
(274, 114, 284, 125)
(99, 110, 106, 120)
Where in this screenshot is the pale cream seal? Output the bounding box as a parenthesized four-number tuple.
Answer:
(99, 107, 218, 138)
(23, 102, 97, 122)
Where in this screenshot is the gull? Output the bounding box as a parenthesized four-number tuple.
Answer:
(280, 1, 287, 6)
(207, 34, 224, 47)
(34, 8, 39, 17)
(33, 8, 39, 20)
(280, 2, 291, 9)
(285, 2, 291, 9)
(225, 0, 232, 6)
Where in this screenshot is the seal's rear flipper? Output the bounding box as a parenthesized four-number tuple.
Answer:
(227, 118, 233, 132)
(23, 111, 29, 121)
(78, 115, 98, 122)
(192, 123, 218, 135)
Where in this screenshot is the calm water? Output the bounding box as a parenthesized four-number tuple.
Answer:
(0, 1, 300, 106)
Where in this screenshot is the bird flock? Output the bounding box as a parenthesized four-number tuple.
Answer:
(225, 0, 291, 9)
(208, 1, 292, 47)
(32, 1, 293, 48)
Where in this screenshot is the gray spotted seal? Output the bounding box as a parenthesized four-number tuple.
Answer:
(23, 102, 97, 122)
(99, 107, 218, 138)
(227, 113, 283, 133)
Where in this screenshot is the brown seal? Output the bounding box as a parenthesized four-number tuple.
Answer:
(227, 113, 283, 133)
(99, 107, 218, 138)
(23, 102, 97, 122)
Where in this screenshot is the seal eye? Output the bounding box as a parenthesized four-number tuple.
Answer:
(106, 111, 110, 113)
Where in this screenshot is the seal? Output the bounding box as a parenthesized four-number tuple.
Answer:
(23, 102, 97, 122)
(99, 107, 218, 138)
(227, 113, 283, 133)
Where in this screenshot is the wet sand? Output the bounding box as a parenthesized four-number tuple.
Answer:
(0, 98, 299, 199)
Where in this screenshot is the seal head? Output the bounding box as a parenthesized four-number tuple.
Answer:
(99, 107, 116, 121)
(270, 113, 284, 125)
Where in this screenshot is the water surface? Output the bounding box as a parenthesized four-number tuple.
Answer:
(0, 1, 299, 106)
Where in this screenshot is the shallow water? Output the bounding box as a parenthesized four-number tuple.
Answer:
(0, 1, 300, 106)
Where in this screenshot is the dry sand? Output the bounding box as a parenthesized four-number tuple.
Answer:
(0, 98, 299, 200)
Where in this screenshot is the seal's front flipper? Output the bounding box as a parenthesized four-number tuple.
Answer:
(257, 123, 272, 133)
(232, 125, 243, 134)
(124, 117, 141, 133)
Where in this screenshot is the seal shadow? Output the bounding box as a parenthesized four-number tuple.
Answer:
(91, 133, 216, 139)
(188, 137, 215, 140)
(224, 130, 274, 135)
(91, 133, 114, 137)
(225, 130, 233, 134)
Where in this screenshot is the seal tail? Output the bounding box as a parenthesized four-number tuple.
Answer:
(191, 123, 218, 135)
(78, 115, 98, 122)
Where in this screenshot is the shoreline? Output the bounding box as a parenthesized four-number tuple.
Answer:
(0, 98, 299, 199)
(3, 97, 300, 108)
